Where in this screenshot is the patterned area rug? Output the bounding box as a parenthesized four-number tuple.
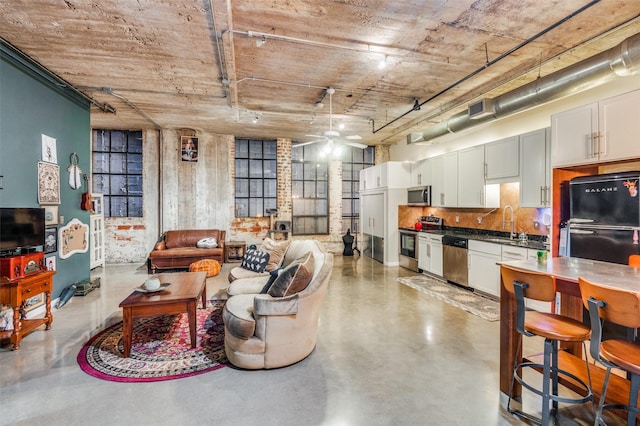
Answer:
(77, 301, 227, 382)
(397, 275, 500, 321)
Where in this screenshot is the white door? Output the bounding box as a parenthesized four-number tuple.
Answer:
(551, 103, 598, 167)
(458, 146, 485, 207)
(520, 128, 550, 208)
(598, 89, 640, 163)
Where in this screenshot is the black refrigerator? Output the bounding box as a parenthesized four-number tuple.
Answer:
(569, 171, 640, 265)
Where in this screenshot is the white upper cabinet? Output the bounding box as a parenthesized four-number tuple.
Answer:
(551, 102, 597, 167)
(360, 161, 411, 191)
(458, 146, 486, 207)
(410, 159, 426, 187)
(485, 135, 519, 183)
(551, 89, 640, 167)
(598, 90, 640, 163)
(520, 128, 551, 208)
(432, 152, 458, 207)
(458, 145, 500, 208)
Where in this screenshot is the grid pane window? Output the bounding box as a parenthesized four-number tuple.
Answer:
(291, 143, 328, 235)
(234, 139, 277, 218)
(342, 146, 374, 234)
(92, 129, 143, 218)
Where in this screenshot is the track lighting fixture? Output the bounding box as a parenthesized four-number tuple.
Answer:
(412, 98, 421, 111)
(252, 114, 259, 124)
(255, 36, 266, 48)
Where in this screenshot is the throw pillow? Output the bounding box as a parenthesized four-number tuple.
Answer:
(260, 238, 291, 272)
(196, 237, 218, 249)
(268, 252, 315, 297)
(240, 249, 271, 273)
(260, 268, 282, 294)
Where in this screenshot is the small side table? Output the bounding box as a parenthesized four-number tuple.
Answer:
(225, 241, 247, 263)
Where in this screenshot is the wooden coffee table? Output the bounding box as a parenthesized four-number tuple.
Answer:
(118, 272, 207, 358)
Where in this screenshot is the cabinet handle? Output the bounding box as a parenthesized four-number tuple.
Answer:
(418, 174, 422, 185)
(591, 132, 599, 158)
(545, 186, 550, 205)
(484, 163, 488, 179)
(26, 288, 32, 293)
(598, 132, 605, 157)
(503, 251, 524, 257)
(440, 192, 444, 205)
(540, 186, 544, 204)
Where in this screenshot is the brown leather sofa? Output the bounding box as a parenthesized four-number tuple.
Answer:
(147, 229, 225, 274)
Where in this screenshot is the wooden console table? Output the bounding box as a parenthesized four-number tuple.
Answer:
(499, 257, 640, 407)
(0, 269, 55, 350)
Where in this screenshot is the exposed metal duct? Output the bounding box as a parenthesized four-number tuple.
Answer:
(409, 31, 640, 144)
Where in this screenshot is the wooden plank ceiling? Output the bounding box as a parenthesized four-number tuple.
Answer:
(1, 1, 639, 147)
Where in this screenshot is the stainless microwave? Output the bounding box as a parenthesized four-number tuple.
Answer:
(407, 186, 432, 206)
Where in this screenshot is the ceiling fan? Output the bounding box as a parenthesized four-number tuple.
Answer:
(294, 87, 367, 152)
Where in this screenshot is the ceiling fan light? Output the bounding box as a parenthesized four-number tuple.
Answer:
(378, 55, 387, 70)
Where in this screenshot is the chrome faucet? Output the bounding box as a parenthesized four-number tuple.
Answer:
(502, 205, 516, 240)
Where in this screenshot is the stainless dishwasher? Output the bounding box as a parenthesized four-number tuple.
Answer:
(442, 235, 469, 287)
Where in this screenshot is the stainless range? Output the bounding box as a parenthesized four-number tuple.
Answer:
(399, 216, 443, 272)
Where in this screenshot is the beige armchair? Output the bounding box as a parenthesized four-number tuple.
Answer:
(222, 240, 333, 369)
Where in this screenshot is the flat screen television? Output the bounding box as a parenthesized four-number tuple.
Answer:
(0, 207, 45, 254)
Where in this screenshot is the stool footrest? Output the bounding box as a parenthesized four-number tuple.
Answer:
(514, 361, 593, 405)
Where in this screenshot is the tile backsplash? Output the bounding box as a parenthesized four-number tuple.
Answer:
(398, 182, 551, 237)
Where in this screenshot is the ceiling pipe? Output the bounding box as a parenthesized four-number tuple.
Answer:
(410, 31, 640, 144)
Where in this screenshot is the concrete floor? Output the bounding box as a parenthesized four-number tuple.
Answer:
(0, 255, 623, 425)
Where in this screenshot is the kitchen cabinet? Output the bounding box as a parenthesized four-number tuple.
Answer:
(410, 159, 424, 187)
(90, 213, 105, 270)
(429, 235, 443, 277)
(458, 146, 499, 208)
(418, 234, 429, 271)
(485, 136, 519, 183)
(361, 193, 384, 237)
(520, 128, 551, 208)
(360, 161, 411, 191)
(551, 89, 640, 167)
(419, 233, 443, 277)
(468, 240, 501, 298)
(432, 152, 458, 207)
(361, 189, 406, 266)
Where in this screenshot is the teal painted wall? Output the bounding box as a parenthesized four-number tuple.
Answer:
(1, 43, 91, 299)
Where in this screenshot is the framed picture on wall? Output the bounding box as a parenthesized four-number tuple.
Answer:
(43, 205, 58, 226)
(44, 227, 57, 253)
(37, 162, 60, 204)
(41, 134, 57, 164)
(181, 136, 198, 162)
(45, 255, 57, 272)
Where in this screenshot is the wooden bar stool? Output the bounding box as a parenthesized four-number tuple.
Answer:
(578, 277, 640, 426)
(501, 265, 593, 425)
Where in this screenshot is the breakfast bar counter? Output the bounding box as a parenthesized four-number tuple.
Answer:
(499, 257, 640, 406)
